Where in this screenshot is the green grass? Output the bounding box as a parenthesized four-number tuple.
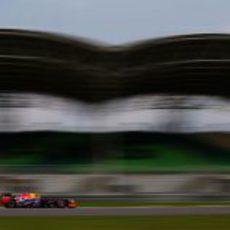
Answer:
(68, 144, 230, 172)
(0, 154, 42, 165)
(0, 216, 229, 230)
(104, 145, 230, 172)
(1, 144, 230, 173)
(1, 143, 230, 172)
(80, 201, 230, 207)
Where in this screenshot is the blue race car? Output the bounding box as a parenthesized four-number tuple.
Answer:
(1, 193, 78, 208)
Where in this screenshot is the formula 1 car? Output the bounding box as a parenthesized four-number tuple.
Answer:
(1, 193, 78, 208)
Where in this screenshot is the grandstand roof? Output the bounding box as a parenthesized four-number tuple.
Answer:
(0, 29, 230, 102)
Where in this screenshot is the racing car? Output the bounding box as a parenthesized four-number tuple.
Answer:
(1, 193, 78, 208)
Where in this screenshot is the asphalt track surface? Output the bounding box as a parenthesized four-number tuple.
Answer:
(0, 206, 230, 216)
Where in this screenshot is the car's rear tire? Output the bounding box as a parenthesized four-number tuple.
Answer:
(5, 200, 16, 208)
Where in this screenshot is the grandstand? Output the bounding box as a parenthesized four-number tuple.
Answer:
(0, 29, 229, 101)
(0, 29, 230, 173)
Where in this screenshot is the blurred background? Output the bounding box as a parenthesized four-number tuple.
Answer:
(0, 80, 230, 197)
(0, 0, 230, 201)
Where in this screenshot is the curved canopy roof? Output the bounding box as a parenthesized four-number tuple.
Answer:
(0, 29, 230, 102)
